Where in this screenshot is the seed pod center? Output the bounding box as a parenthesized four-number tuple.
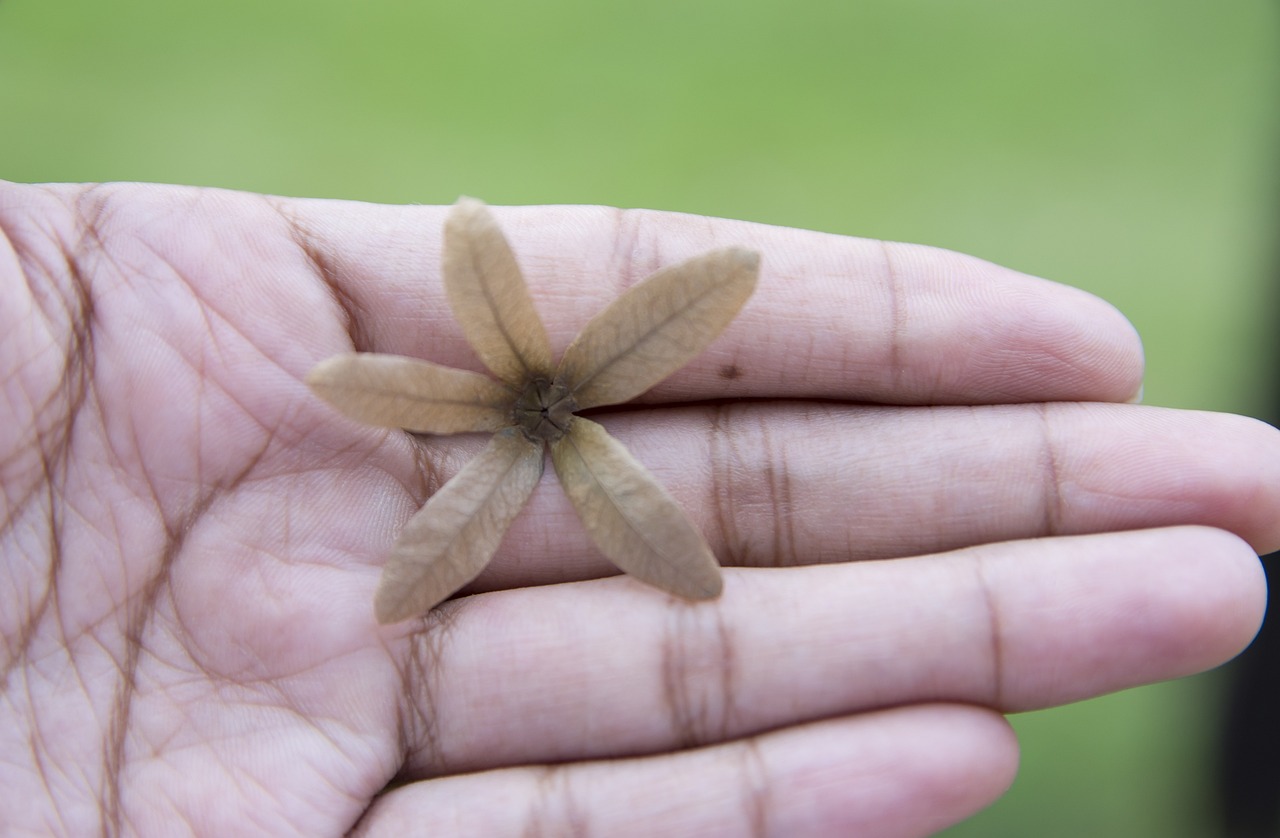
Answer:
(514, 378, 577, 442)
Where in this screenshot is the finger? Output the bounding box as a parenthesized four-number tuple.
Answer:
(469, 403, 1280, 591)
(356, 705, 1016, 838)
(274, 197, 1143, 405)
(396, 526, 1262, 775)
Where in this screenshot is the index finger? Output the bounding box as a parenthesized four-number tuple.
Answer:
(288, 195, 1144, 405)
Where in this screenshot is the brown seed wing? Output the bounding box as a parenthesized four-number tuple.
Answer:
(444, 197, 553, 385)
(374, 429, 544, 623)
(307, 353, 512, 434)
(556, 248, 758, 409)
(551, 417, 722, 599)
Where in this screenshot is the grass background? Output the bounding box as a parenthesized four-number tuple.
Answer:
(3, 1, 1276, 833)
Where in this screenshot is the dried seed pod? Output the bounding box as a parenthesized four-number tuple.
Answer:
(307, 198, 760, 621)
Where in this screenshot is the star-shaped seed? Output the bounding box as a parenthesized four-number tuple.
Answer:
(308, 198, 759, 623)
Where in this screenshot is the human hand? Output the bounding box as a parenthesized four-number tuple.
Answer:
(3, 182, 1275, 836)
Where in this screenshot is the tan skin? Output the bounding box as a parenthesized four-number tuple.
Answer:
(2, 181, 1276, 836)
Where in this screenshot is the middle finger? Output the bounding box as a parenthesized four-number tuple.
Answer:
(468, 401, 1279, 591)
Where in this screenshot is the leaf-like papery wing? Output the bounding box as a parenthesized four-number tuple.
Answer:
(555, 248, 758, 409)
(374, 428, 544, 623)
(444, 197, 553, 386)
(307, 354, 513, 434)
(551, 417, 722, 600)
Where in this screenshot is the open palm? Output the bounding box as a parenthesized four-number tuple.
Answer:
(3, 182, 1276, 836)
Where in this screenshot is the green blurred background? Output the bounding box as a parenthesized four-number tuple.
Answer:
(3, 0, 1276, 833)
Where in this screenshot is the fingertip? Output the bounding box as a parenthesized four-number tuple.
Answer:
(1088, 294, 1146, 404)
(1214, 414, 1280, 554)
(1007, 274, 1146, 405)
(1171, 526, 1268, 661)
(769, 705, 1020, 836)
(997, 526, 1268, 703)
